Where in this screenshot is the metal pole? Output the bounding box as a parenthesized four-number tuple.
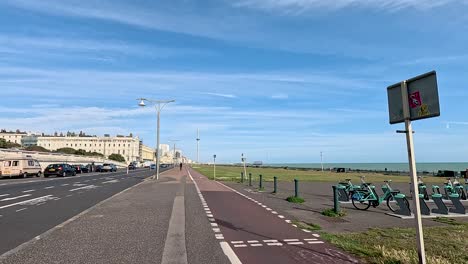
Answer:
(401, 81, 426, 264)
(213, 157, 216, 181)
(273, 176, 277, 193)
(241, 172, 244, 183)
(321, 151, 324, 171)
(249, 173, 252, 186)
(332, 185, 340, 213)
(155, 107, 161, 180)
(294, 179, 299, 198)
(259, 174, 263, 189)
(242, 153, 247, 182)
(196, 129, 200, 164)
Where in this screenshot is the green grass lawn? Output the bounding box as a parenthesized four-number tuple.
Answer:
(194, 165, 448, 184)
(321, 220, 468, 264)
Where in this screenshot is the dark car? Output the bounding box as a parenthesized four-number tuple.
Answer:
(95, 165, 103, 172)
(72, 165, 82, 174)
(44, 164, 76, 178)
(128, 164, 136, 170)
(81, 165, 89, 173)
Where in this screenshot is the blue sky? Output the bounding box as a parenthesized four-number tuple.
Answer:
(1, 0, 468, 164)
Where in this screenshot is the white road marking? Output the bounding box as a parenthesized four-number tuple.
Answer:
(263, 240, 278, 243)
(0, 194, 10, 198)
(283, 239, 299, 242)
(15, 208, 27, 212)
(251, 244, 262, 247)
(312, 234, 320, 238)
(0, 195, 53, 209)
(69, 185, 98, 192)
(207, 214, 214, 217)
(287, 242, 304, 245)
(292, 224, 298, 227)
(72, 183, 86, 187)
(212, 228, 221, 232)
(220, 242, 243, 264)
(1, 194, 32, 201)
(308, 241, 325, 244)
(234, 245, 247, 248)
(208, 218, 215, 222)
(44, 186, 55, 189)
(231, 241, 244, 244)
(266, 208, 272, 211)
(285, 220, 292, 223)
(22, 190, 35, 193)
(272, 211, 278, 214)
(304, 238, 318, 241)
(302, 229, 311, 233)
(267, 243, 283, 246)
(61, 184, 69, 186)
(278, 215, 285, 219)
(210, 223, 218, 227)
(247, 240, 259, 243)
(102, 180, 119, 184)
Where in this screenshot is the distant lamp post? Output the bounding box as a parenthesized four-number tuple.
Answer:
(320, 151, 324, 172)
(137, 98, 175, 180)
(241, 153, 247, 180)
(213, 154, 217, 181)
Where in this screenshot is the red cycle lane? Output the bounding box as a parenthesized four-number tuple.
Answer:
(189, 168, 360, 264)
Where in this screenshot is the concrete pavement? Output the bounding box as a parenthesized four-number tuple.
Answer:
(0, 167, 230, 264)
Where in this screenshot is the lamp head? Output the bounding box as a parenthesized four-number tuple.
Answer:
(213, 154, 217, 159)
(138, 99, 146, 107)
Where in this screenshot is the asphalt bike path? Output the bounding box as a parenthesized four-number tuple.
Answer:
(0, 168, 166, 256)
(188, 167, 360, 264)
(0, 167, 230, 264)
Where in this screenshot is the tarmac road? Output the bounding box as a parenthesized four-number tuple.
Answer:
(0, 167, 166, 255)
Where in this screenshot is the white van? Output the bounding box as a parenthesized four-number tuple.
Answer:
(0, 156, 42, 178)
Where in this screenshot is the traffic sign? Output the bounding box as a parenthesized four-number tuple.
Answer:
(387, 71, 440, 124)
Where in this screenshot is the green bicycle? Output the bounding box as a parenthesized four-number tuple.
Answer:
(351, 177, 409, 212)
(338, 178, 361, 199)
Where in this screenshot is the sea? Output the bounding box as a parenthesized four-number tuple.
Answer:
(266, 163, 468, 173)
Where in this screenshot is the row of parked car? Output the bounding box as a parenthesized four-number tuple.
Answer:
(0, 155, 119, 178)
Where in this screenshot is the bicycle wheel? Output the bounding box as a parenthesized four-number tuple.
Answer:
(386, 195, 410, 213)
(351, 192, 371, 210)
(457, 188, 466, 200)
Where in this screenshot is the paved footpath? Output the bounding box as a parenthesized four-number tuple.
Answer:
(188, 167, 360, 264)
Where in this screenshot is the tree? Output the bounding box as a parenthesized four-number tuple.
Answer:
(108, 153, 126, 163)
(0, 139, 21, 149)
(55, 147, 77, 155)
(25, 146, 50, 152)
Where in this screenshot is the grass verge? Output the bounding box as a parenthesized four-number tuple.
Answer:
(193, 165, 447, 183)
(321, 208, 346, 217)
(286, 196, 305, 203)
(321, 223, 468, 264)
(292, 220, 321, 231)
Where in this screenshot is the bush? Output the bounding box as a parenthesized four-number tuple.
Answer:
(0, 139, 22, 149)
(108, 153, 126, 163)
(286, 196, 305, 203)
(25, 146, 50, 152)
(322, 208, 346, 217)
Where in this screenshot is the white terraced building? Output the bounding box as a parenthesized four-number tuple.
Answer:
(37, 135, 145, 163)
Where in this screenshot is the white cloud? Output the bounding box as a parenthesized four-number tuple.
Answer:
(234, 0, 456, 13)
(201, 92, 237, 98)
(271, 93, 288, 99)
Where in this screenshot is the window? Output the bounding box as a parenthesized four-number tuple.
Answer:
(12, 161, 19, 166)
(123, 150, 125, 155)
(28, 160, 34, 166)
(4, 161, 11, 166)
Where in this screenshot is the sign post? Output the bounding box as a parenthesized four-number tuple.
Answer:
(387, 71, 440, 264)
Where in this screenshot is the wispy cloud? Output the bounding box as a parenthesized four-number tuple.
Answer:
(271, 93, 288, 99)
(201, 92, 237, 98)
(233, 0, 457, 13)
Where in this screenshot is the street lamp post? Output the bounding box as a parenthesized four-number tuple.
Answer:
(320, 151, 324, 172)
(213, 154, 216, 181)
(169, 139, 180, 167)
(241, 153, 247, 181)
(138, 98, 175, 180)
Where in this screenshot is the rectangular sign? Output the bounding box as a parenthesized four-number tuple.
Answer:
(387, 71, 440, 124)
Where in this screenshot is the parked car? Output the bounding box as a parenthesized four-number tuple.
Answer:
(72, 165, 83, 174)
(80, 165, 89, 173)
(44, 164, 76, 177)
(128, 164, 136, 170)
(160, 164, 170, 168)
(101, 163, 117, 172)
(150, 164, 156, 170)
(0, 156, 42, 178)
(95, 165, 103, 172)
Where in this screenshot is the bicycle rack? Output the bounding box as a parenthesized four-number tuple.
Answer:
(432, 185, 440, 195)
(394, 194, 411, 216)
(431, 194, 448, 215)
(419, 194, 431, 215)
(448, 194, 466, 214)
(337, 185, 349, 202)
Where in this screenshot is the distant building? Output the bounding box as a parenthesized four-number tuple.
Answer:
(37, 135, 140, 162)
(0, 130, 27, 145)
(21, 135, 39, 147)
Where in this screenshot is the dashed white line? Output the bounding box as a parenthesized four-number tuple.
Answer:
(212, 228, 221, 233)
(278, 215, 285, 219)
(61, 184, 69, 186)
(22, 190, 35, 193)
(251, 244, 262, 247)
(287, 242, 304, 245)
(271, 211, 278, 214)
(231, 241, 244, 244)
(1, 194, 32, 201)
(283, 239, 299, 242)
(302, 229, 311, 233)
(304, 238, 318, 241)
(312, 234, 320, 238)
(210, 223, 218, 227)
(0, 194, 10, 198)
(15, 208, 27, 212)
(267, 243, 283, 246)
(247, 240, 259, 243)
(234, 245, 247, 248)
(44, 186, 55, 189)
(263, 240, 278, 243)
(308, 241, 325, 244)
